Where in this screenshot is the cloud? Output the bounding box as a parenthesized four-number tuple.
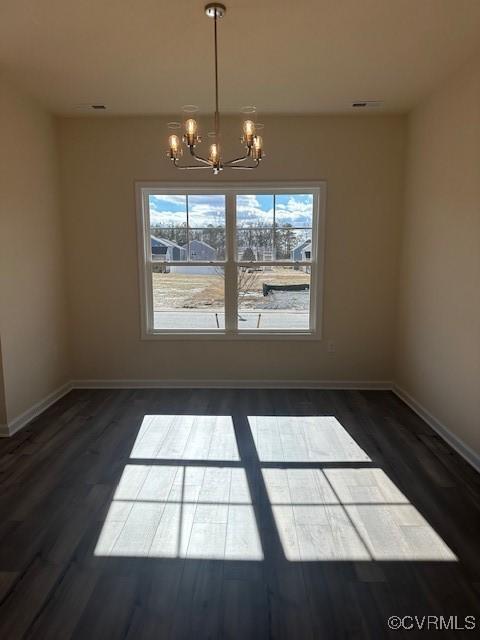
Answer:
(236, 194, 273, 226)
(150, 194, 226, 226)
(189, 203, 225, 227)
(150, 206, 224, 228)
(237, 194, 312, 227)
(276, 196, 313, 214)
(150, 195, 186, 210)
(150, 209, 186, 226)
(150, 193, 312, 228)
(236, 194, 263, 209)
(274, 195, 313, 226)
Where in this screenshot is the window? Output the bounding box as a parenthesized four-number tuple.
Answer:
(136, 183, 325, 338)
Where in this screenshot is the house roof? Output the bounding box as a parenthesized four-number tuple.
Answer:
(151, 235, 183, 249)
(292, 239, 311, 252)
(183, 239, 215, 250)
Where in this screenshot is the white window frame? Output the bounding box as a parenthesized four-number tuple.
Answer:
(136, 181, 326, 340)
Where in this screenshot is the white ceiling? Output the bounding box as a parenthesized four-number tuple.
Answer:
(1, 0, 480, 115)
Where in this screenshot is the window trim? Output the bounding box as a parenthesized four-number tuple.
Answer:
(135, 181, 327, 340)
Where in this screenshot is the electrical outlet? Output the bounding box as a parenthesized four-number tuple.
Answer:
(327, 340, 336, 353)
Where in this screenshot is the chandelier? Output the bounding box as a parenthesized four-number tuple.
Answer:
(167, 3, 264, 175)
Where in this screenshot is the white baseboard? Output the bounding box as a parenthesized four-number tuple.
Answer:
(3, 379, 478, 477)
(71, 379, 393, 390)
(0, 382, 73, 438)
(0, 378, 391, 437)
(392, 385, 480, 474)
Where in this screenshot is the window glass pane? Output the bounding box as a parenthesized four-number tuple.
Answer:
(274, 194, 313, 228)
(236, 194, 274, 228)
(187, 195, 226, 260)
(188, 194, 225, 227)
(149, 195, 187, 261)
(149, 194, 226, 262)
(235, 194, 275, 260)
(237, 228, 274, 261)
(188, 230, 225, 260)
(275, 227, 312, 260)
(152, 266, 225, 330)
(237, 266, 310, 331)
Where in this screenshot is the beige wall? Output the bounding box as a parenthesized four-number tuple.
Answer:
(0, 76, 70, 423)
(0, 339, 6, 426)
(396, 55, 480, 453)
(57, 114, 406, 382)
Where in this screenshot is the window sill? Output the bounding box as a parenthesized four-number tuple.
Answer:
(141, 330, 321, 341)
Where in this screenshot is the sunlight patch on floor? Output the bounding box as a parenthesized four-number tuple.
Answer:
(263, 467, 456, 561)
(248, 416, 371, 462)
(95, 414, 455, 563)
(129, 415, 240, 461)
(94, 465, 263, 560)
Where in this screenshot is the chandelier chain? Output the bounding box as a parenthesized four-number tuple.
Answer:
(214, 10, 220, 141)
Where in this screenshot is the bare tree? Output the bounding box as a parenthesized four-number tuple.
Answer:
(214, 266, 259, 307)
(241, 246, 256, 261)
(237, 268, 259, 300)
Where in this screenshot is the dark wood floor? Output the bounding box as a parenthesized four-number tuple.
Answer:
(0, 388, 479, 639)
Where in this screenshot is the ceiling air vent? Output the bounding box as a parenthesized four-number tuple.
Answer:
(74, 104, 107, 112)
(352, 101, 384, 109)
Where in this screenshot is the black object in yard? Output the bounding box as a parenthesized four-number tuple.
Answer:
(262, 283, 310, 296)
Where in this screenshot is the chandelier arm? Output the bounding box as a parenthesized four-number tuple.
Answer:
(228, 159, 260, 170)
(223, 152, 251, 166)
(173, 158, 212, 170)
(189, 151, 212, 166)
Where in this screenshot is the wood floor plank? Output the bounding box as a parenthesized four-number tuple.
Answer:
(24, 563, 99, 640)
(124, 561, 184, 639)
(221, 575, 269, 640)
(71, 573, 137, 640)
(0, 557, 66, 640)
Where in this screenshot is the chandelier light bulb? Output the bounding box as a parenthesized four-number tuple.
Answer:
(252, 135, 263, 160)
(168, 134, 181, 158)
(169, 134, 180, 150)
(209, 143, 220, 163)
(184, 118, 199, 146)
(243, 119, 255, 137)
(185, 118, 198, 135)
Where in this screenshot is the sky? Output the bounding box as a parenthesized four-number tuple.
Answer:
(149, 193, 313, 228)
